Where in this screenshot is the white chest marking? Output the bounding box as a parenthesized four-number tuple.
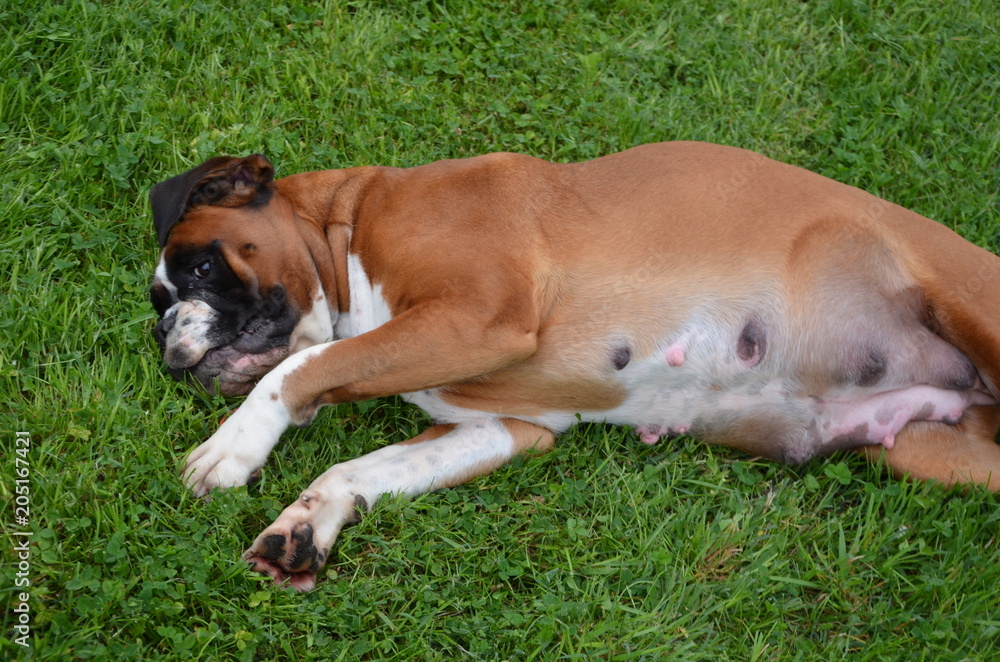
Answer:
(334, 253, 393, 339)
(289, 284, 334, 354)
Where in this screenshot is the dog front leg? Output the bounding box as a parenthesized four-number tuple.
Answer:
(184, 344, 329, 496)
(243, 418, 554, 591)
(184, 304, 538, 496)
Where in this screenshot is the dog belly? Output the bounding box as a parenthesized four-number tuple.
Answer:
(405, 351, 994, 465)
(590, 374, 992, 463)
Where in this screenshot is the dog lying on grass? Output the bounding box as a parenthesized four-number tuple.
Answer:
(150, 142, 1000, 590)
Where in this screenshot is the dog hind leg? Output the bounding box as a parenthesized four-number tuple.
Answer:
(860, 203, 1000, 490)
(884, 206, 1000, 392)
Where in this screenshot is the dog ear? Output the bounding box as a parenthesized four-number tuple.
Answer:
(150, 154, 275, 247)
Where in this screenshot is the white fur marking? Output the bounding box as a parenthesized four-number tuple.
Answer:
(289, 283, 334, 354)
(334, 253, 393, 339)
(155, 255, 178, 298)
(403, 389, 496, 425)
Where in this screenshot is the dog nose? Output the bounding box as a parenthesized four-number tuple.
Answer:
(153, 310, 176, 348)
(162, 300, 220, 369)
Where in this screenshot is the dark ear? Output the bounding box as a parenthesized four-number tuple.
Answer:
(150, 154, 275, 247)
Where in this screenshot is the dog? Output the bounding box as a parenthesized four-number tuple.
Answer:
(149, 142, 1000, 591)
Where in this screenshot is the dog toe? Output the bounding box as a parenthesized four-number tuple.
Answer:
(244, 521, 327, 590)
(244, 554, 318, 592)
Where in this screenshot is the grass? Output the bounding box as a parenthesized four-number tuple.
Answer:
(2, 0, 999, 659)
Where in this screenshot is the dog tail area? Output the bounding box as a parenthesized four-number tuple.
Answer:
(866, 205, 1000, 491)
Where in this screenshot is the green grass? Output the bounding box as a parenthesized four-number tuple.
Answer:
(2, 0, 999, 659)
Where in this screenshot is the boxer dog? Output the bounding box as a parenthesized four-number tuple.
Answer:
(150, 142, 1000, 591)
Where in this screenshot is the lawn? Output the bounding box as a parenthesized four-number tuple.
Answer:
(2, 0, 999, 659)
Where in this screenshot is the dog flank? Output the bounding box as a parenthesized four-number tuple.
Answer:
(150, 141, 1000, 590)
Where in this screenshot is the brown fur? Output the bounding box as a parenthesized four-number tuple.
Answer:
(154, 142, 1000, 592)
(307, 147, 998, 487)
(160, 142, 1000, 491)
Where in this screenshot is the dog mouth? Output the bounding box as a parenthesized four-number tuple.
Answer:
(154, 287, 301, 396)
(156, 308, 294, 396)
(181, 343, 290, 396)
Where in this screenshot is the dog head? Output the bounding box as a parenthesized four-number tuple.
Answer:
(149, 155, 333, 395)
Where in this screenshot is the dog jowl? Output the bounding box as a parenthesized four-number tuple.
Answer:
(150, 142, 1000, 591)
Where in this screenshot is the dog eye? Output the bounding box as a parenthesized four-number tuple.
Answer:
(192, 261, 211, 279)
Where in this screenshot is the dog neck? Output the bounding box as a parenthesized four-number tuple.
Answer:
(277, 167, 385, 323)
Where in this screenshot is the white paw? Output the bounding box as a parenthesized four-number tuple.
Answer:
(182, 389, 291, 497)
(183, 425, 260, 496)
